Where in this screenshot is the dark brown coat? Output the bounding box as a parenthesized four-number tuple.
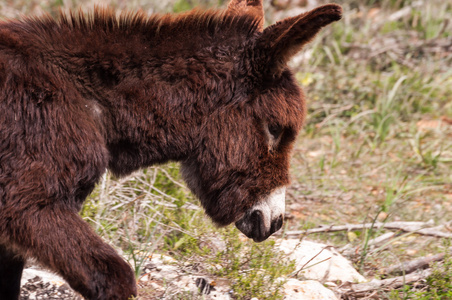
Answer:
(0, 1, 341, 299)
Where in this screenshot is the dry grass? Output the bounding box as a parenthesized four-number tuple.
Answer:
(284, 2, 452, 297)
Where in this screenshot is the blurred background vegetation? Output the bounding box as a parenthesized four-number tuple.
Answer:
(1, 0, 451, 299)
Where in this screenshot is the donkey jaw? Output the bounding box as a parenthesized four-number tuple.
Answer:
(235, 187, 286, 242)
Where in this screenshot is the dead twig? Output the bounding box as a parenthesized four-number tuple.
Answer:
(380, 248, 452, 276)
(292, 246, 333, 277)
(342, 269, 432, 297)
(283, 221, 452, 239)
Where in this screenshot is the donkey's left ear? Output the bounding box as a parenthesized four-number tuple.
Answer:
(227, 0, 264, 31)
(257, 4, 342, 73)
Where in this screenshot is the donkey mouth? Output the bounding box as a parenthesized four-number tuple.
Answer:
(235, 212, 283, 242)
(235, 187, 285, 242)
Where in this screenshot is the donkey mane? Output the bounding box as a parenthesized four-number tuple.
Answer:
(8, 7, 260, 43)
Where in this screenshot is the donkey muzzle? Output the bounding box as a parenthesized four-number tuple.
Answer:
(235, 187, 286, 242)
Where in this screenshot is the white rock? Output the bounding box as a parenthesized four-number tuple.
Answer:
(284, 279, 338, 300)
(278, 239, 366, 283)
(21, 267, 66, 286)
(21, 267, 80, 299)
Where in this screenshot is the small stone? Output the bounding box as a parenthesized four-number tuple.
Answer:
(284, 279, 338, 300)
(139, 274, 149, 282)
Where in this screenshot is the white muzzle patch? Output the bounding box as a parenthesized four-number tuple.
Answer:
(235, 187, 286, 242)
(251, 187, 286, 228)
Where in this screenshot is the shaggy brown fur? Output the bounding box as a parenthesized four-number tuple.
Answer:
(0, 1, 341, 299)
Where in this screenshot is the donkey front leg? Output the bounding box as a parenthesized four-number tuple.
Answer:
(0, 244, 25, 300)
(3, 206, 137, 300)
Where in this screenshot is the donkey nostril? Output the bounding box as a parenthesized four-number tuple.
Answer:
(269, 215, 283, 235)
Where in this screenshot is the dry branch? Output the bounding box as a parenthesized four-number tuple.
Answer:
(368, 232, 396, 246)
(344, 269, 432, 296)
(380, 247, 452, 276)
(283, 221, 452, 239)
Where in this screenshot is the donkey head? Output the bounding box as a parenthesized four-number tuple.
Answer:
(181, 1, 341, 242)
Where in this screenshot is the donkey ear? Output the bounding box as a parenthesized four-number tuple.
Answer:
(258, 4, 342, 73)
(227, 0, 264, 31)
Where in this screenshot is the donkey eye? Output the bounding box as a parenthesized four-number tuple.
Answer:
(268, 124, 283, 139)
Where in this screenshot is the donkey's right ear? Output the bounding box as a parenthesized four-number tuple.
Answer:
(227, 0, 264, 31)
(257, 4, 342, 74)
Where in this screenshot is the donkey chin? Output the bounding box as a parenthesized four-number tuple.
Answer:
(235, 187, 286, 242)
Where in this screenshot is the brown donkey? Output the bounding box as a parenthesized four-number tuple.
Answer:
(0, 1, 341, 299)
